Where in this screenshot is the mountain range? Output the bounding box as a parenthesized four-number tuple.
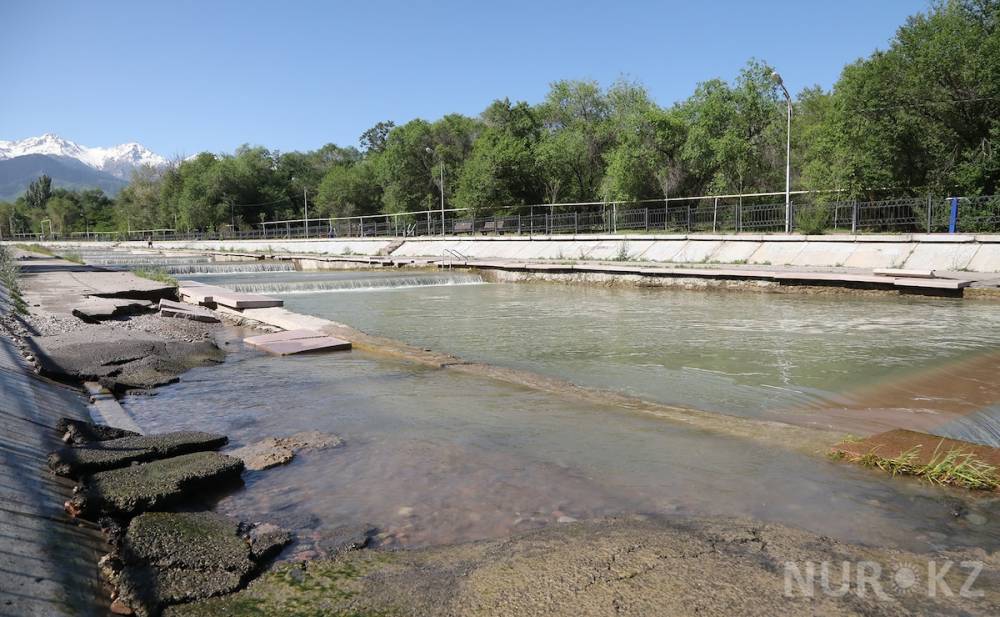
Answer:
(0, 134, 168, 201)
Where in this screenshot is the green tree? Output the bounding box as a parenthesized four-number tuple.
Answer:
(456, 99, 542, 213)
(24, 175, 52, 210)
(315, 162, 381, 218)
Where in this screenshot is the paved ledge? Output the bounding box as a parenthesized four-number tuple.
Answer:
(0, 296, 108, 616)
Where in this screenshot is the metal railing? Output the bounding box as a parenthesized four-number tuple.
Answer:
(10, 193, 1000, 242)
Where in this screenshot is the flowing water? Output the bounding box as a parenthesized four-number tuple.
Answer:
(124, 340, 999, 554)
(85, 253, 999, 555)
(198, 270, 1000, 447)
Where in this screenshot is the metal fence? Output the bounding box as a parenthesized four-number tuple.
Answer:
(10, 194, 1000, 242)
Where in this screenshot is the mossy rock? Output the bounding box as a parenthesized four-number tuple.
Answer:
(69, 451, 244, 519)
(112, 512, 257, 617)
(49, 431, 228, 477)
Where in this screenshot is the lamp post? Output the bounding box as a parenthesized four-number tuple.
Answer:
(772, 70, 792, 233)
(425, 147, 445, 235)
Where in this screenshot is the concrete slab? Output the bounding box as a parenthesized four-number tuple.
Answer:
(892, 277, 970, 290)
(72, 297, 152, 322)
(708, 240, 763, 264)
(244, 329, 326, 346)
(965, 244, 1000, 273)
(787, 242, 857, 268)
(211, 291, 283, 309)
(665, 240, 724, 264)
(253, 336, 352, 356)
(903, 243, 980, 271)
(159, 299, 220, 322)
(841, 242, 913, 269)
(873, 268, 937, 278)
(746, 241, 805, 266)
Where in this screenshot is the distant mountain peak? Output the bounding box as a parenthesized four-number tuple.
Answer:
(0, 133, 167, 179)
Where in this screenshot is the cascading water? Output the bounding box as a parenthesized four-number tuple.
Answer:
(228, 273, 485, 294)
(164, 262, 297, 275)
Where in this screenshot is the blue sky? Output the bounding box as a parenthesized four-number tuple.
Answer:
(1, 0, 923, 158)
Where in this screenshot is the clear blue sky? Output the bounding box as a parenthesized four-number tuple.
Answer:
(1, 0, 923, 158)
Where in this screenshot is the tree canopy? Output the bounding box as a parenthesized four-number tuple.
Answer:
(2, 0, 996, 237)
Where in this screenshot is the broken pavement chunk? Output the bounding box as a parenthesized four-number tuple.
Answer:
(56, 417, 139, 445)
(68, 451, 244, 519)
(49, 431, 228, 477)
(109, 512, 257, 617)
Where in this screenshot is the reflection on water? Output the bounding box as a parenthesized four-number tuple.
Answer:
(196, 271, 1000, 446)
(123, 346, 999, 554)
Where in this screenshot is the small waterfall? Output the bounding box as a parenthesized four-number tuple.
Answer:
(87, 256, 216, 266)
(229, 274, 485, 294)
(165, 262, 296, 275)
(928, 408, 1000, 448)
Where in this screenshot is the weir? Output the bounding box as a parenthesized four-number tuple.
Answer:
(163, 262, 297, 275)
(225, 273, 486, 294)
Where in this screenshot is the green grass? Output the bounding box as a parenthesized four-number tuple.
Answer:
(15, 243, 54, 256)
(133, 268, 178, 286)
(61, 252, 84, 264)
(848, 443, 999, 490)
(0, 245, 27, 314)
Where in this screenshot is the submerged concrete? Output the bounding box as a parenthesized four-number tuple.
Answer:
(164, 515, 1000, 617)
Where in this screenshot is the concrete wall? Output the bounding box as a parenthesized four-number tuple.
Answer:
(14, 233, 1000, 272)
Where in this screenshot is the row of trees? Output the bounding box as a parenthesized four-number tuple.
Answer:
(3, 0, 997, 236)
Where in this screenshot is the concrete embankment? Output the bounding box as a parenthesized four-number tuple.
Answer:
(25, 232, 1000, 272)
(0, 281, 108, 615)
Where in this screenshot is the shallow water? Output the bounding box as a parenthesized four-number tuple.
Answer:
(124, 343, 999, 553)
(199, 270, 1000, 445)
(83, 254, 999, 555)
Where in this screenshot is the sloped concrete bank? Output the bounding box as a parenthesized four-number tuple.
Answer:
(22, 232, 1000, 272)
(0, 281, 108, 615)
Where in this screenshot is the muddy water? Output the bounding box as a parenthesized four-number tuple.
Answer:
(201, 270, 1000, 446)
(124, 341, 999, 554)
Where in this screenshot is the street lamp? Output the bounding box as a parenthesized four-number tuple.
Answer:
(425, 147, 445, 235)
(291, 176, 310, 236)
(772, 70, 792, 233)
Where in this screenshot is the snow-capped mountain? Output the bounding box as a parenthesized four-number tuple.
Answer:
(0, 133, 167, 179)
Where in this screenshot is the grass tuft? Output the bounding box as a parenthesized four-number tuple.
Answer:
(133, 268, 178, 286)
(15, 243, 54, 256)
(847, 443, 999, 490)
(61, 252, 84, 264)
(0, 245, 28, 314)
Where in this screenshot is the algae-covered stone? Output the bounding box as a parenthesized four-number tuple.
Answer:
(68, 451, 244, 519)
(244, 523, 292, 562)
(49, 431, 228, 477)
(112, 512, 255, 617)
(56, 417, 139, 444)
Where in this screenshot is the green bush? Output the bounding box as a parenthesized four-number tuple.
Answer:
(794, 203, 831, 235)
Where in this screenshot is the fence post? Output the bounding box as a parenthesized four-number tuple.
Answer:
(851, 201, 858, 234)
(948, 197, 959, 233)
(517, 214, 522, 235)
(926, 195, 932, 233)
(574, 212, 578, 235)
(713, 198, 718, 233)
(644, 207, 648, 231)
(736, 203, 742, 233)
(686, 204, 691, 232)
